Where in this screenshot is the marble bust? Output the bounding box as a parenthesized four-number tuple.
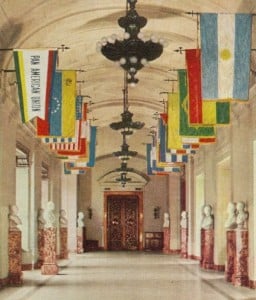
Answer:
(236, 201, 248, 229)
(163, 212, 170, 228)
(45, 201, 56, 228)
(224, 202, 237, 229)
(201, 204, 214, 229)
(59, 209, 68, 228)
(180, 211, 188, 229)
(8, 204, 22, 230)
(77, 211, 85, 228)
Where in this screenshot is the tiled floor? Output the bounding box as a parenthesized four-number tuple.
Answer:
(1, 252, 256, 300)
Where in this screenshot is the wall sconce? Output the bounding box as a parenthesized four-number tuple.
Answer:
(154, 206, 160, 219)
(87, 207, 93, 219)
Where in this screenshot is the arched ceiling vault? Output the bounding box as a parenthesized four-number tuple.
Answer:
(1, 0, 256, 164)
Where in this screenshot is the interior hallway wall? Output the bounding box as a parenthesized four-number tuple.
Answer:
(77, 157, 169, 248)
(61, 165, 77, 253)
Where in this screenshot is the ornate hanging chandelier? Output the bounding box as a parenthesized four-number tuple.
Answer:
(97, 0, 165, 85)
(109, 72, 144, 133)
(115, 162, 133, 187)
(113, 133, 137, 162)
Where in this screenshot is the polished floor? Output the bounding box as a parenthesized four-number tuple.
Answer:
(1, 252, 256, 300)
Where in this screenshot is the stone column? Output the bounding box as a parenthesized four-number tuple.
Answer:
(41, 201, 58, 275)
(8, 205, 23, 285)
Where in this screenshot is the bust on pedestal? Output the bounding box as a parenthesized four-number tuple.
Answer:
(163, 212, 170, 254)
(77, 211, 85, 253)
(180, 211, 188, 258)
(200, 204, 214, 270)
(225, 202, 237, 282)
(41, 201, 58, 275)
(232, 201, 249, 287)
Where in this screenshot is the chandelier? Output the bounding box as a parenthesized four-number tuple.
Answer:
(115, 162, 133, 187)
(97, 0, 164, 85)
(109, 72, 144, 134)
(116, 172, 131, 188)
(113, 132, 137, 162)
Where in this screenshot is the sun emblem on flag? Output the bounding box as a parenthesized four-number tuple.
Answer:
(220, 48, 231, 60)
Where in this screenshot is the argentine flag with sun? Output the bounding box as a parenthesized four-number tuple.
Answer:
(200, 13, 252, 101)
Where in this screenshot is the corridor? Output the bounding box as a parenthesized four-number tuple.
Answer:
(1, 252, 256, 300)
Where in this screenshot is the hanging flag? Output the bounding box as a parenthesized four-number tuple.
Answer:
(167, 92, 182, 149)
(200, 13, 252, 101)
(64, 162, 87, 175)
(185, 49, 202, 124)
(202, 101, 230, 125)
(13, 49, 58, 123)
(179, 69, 215, 137)
(44, 97, 87, 151)
(167, 93, 201, 149)
(86, 126, 97, 167)
(146, 143, 180, 175)
(55, 114, 89, 157)
(37, 70, 76, 137)
(49, 70, 76, 137)
(157, 117, 193, 166)
(186, 49, 230, 125)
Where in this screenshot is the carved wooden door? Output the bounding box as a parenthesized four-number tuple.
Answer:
(107, 195, 138, 250)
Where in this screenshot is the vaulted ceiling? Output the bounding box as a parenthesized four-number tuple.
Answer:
(1, 0, 256, 164)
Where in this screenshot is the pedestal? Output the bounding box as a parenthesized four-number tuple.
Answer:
(35, 228, 45, 268)
(180, 228, 188, 258)
(60, 227, 68, 259)
(200, 229, 214, 270)
(77, 227, 84, 253)
(163, 228, 170, 254)
(225, 230, 236, 282)
(41, 228, 58, 275)
(232, 229, 248, 287)
(8, 230, 23, 285)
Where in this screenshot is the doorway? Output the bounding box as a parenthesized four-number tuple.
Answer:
(104, 191, 143, 251)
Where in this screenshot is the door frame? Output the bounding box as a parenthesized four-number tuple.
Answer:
(104, 191, 143, 250)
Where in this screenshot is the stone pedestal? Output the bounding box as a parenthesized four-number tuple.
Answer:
(200, 229, 214, 270)
(41, 228, 58, 275)
(180, 228, 188, 258)
(77, 227, 85, 253)
(8, 230, 23, 285)
(232, 229, 248, 287)
(35, 228, 45, 268)
(163, 227, 170, 254)
(60, 227, 68, 259)
(225, 230, 236, 282)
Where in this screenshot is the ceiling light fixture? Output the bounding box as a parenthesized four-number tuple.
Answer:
(113, 132, 137, 162)
(97, 0, 165, 86)
(116, 172, 132, 188)
(109, 72, 144, 134)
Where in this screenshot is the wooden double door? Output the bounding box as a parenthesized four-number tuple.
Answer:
(106, 195, 139, 251)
